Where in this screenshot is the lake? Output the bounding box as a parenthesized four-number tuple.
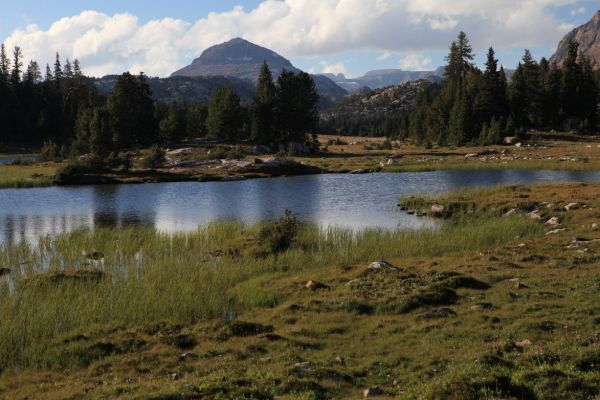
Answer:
(1, 169, 600, 245)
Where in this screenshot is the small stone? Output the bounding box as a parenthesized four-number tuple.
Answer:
(504, 208, 518, 217)
(515, 282, 529, 289)
(171, 372, 181, 381)
(363, 386, 384, 398)
(305, 280, 329, 290)
(546, 228, 566, 235)
(177, 352, 198, 362)
(335, 356, 345, 365)
(368, 261, 399, 271)
(259, 356, 272, 363)
(565, 202, 581, 211)
(515, 339, 533, 347)
(294, 361, 312, 372)
(545, 217, 560, 226)
(527, 210, 542, 221)
(0, 268, 10, 276)
(592, 223, 599, 230)
(430, 204, 445, 218)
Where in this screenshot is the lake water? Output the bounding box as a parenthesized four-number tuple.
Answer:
(1, 169, 600, 245)
(0, 155, 35, 165)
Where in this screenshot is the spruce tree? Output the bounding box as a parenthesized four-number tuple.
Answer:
(275, 70, 319, 146)
(0, 44, 10, 81)
(53, 52, 62, 81)
(251, 62, 276, 145)
(206, 84, 243, 141)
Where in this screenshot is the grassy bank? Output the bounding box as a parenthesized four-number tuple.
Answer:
(0, 164, 57, 188)
(3, 183, 600, 398)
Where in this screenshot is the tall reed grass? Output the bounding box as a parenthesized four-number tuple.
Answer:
(0, 216, 541, 371)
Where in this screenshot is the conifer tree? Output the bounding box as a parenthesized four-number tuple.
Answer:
(251, 62, 276, 145)
(206, 84, 243, 141)
(0, 44, 10, 81)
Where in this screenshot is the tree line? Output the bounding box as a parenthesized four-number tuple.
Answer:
(0, 45, 320, 161)
(403, 32, 599, 145)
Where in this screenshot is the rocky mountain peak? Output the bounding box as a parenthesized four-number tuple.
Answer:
(170, 37, 297, 81)
(549, 10, 600, 68)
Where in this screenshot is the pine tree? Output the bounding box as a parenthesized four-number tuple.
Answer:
(10, 47, 23, 85)
(206, 84, 243, 141)
(561, 41, 581, 119)
(73, 59, 82, 77)
(53, 52, 62, 81)
(251, 62, 276, 145)
(275, 70, 319, 145)
(64, 59, 73, 79)
(0, 44, 10, 81)
(89, 107, 112, 159)
(44, 64, 53, 82)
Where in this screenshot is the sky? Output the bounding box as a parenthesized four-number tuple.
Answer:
(0, 0, 598, 79)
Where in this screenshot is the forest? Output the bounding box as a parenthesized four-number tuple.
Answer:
(0, 46, 319, 163)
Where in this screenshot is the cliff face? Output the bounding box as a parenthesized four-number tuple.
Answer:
(549, 11, 600, 68)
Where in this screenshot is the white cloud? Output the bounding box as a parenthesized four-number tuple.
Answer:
(398, 53, 432, 70)
(571, 6, 586, 15)
(321, 62, 347, 75)
(2, 1, 585, 77)
(377, 51, 392, 61)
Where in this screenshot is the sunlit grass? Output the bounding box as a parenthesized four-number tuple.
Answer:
(0, 216, 541, 371)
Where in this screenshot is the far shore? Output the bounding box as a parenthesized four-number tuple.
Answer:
(1, 132, 600, 189)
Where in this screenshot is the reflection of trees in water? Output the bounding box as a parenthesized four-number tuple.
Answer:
(0, 214, 93, 246)
(91, 184, 163, 229)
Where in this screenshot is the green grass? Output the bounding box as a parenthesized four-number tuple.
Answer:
(0, 164, 57, 188)
(0, 216, 540, 372)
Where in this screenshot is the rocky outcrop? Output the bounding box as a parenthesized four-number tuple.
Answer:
(549, 11, 600, 69)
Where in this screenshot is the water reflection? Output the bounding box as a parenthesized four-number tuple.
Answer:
(1, 169, 600, 245)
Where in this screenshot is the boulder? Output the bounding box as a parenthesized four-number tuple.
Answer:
(368, 261, 399, 271)
(565, 202, 581, 211)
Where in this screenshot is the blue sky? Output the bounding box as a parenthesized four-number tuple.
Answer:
(1, 1, 598, 78)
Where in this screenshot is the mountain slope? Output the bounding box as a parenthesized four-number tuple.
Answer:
(319, 79, 436, 136)
(171, 38, 347, 106)
(550, 10, 600, 68)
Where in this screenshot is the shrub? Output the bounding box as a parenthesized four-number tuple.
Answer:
(141, 145, 166, 169)
(54, 159, 104, 184)
(258, 209, 298, 253)
(38, 141, 60, 162)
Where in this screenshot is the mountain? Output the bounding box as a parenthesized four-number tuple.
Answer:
(171, 38, 347, 106)
(319, 67, 445, 93)
(550, 10, 600, 69)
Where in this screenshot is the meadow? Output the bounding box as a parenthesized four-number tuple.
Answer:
(1, 183, 600, 398)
